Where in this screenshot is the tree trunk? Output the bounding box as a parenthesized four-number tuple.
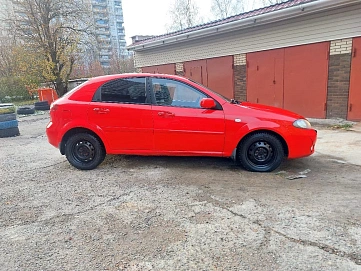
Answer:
(54, 79, 67, 97)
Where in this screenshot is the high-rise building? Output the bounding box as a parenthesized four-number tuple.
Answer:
(91, 0, 128, 68)
(0, 0, 14, 40)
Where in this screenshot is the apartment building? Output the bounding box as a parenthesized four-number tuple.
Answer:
(0, 0, 13, 40)
(92, 0, 128, 68)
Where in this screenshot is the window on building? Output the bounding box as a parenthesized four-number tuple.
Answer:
(97, 19, 107, 25)
(101, 78, 147, 104)
(152, 79, 206, 108)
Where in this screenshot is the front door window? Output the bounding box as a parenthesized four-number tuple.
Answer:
(152, 78, 207, 108)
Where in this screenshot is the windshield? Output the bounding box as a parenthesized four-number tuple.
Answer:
(189, 79, 232, 102)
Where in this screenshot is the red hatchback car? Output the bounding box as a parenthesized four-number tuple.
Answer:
(46, 73, 317, 172)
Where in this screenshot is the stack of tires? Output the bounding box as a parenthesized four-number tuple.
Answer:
(16, 101, 50, 116)
(17, 105, 35, 115)
(34, 101, 50, 111)
(0, 104, 20, 138)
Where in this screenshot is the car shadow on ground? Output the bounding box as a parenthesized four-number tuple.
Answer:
(91, 153, 360, 179)
(97, 154, 331, 173)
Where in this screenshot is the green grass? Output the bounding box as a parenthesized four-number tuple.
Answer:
(0, 106, 15, 114)
(13, 99, 37, 106)
(328, 123, 353, 130)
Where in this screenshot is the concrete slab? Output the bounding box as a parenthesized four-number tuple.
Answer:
(310, 119, 361, 166)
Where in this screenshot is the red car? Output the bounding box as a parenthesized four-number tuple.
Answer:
(46, 73, 317, 172)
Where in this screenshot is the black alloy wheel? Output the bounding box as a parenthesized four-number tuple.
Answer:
(238, 132, 284, 172)
(65, 133, 105, 170)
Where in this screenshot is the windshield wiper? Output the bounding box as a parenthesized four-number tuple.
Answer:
(230, 99, 240, 104)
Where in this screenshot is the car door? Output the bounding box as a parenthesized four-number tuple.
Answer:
(151, 78, 225, 154)
(88, 77, 153, 151)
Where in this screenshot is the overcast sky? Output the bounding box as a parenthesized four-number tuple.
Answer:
(122, 0, 264, 45)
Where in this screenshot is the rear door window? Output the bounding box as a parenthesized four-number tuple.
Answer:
(100, 78, 148, 104)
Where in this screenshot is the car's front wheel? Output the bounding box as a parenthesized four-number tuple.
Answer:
(238, 132, 284, 172)
(65, 133, 105, 170)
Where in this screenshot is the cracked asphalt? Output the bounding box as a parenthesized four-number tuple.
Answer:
(0, 113, 360, 271)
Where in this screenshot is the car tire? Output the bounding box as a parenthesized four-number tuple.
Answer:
(0, 120, 18, 130)
(34, 101, 49, 106)
(17, 106, 36, 115)
(65, 133, 105, 170)
(0, 113, 16, 122)
(35, 104, 50, 111)
(238, 132, 284, 172)
(0, 127, 20, 138)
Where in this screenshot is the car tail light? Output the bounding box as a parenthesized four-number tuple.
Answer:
(50, 103, 58, 111)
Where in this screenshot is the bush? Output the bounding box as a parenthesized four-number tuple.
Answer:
(0, 77, 31, 102)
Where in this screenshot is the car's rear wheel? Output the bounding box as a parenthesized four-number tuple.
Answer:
(65, 133, 105, 170)
(238, 132, 284, 172)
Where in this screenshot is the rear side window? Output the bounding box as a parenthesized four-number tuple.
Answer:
(101, 78, 147, 104)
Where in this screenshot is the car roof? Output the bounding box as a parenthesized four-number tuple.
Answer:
(87, 73, 189, 84)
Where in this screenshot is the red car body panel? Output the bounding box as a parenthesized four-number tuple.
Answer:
(152, 104, 225, 154)
(46, 73, 317, 162)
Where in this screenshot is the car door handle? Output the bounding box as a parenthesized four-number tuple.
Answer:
(93, 108, 110, 114)
(158, 111, 174, 117)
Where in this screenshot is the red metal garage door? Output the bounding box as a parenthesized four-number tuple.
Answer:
(284, 42, 329, 118)
(247, 43, 329, 118)
(184, 56, 234, 99)
(184, 59, 207, 85)
(247, 48, 284, 108)
(348, 37, 361, 121)
(206, 56, 234, 99)
(142, 64, 176, 75)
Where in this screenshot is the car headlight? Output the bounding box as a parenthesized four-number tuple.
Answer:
(293, 119, 312, 129)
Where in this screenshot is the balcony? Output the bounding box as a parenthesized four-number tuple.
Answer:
(95, 20, 109, 27)
(92, 0, 107, 7)
(98, 37, 111, 43)
(93, 10, 107, 16)
(99, 44, 112, 49)
(100, 51, 112, 56)
(96, 29, 110, 35)
(116, 16, 124, 22)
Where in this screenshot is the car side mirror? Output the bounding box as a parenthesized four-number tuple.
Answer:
(200, 98, 216, 109)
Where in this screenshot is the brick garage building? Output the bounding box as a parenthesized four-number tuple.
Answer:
(128, 0, 361, 120)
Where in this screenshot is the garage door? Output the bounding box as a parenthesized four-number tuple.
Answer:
(142, 64, 176, 75)
(247, 42, 329, 118)
(284, 42, 329, 118)
(184, 56, 234, 99)
(206, 56, 234, 99)
(184, 59, 207, 85)
(348, 37, 361, 121)
(247, 48, 284, 108)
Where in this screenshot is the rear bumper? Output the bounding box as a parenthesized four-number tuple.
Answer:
(287, 129, 317, 159)
(46, 121, 60, 149)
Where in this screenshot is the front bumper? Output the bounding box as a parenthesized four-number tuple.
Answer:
(287, 129, 317, 159)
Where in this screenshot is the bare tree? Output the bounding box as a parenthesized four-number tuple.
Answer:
(167, 0, 203, 32)
(8, 0, 94, 96)
(262, 0, 285, 5)
(0, 39, 15, 77)
(109, 54, 135, 75)
(211, 0, 246, 19)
